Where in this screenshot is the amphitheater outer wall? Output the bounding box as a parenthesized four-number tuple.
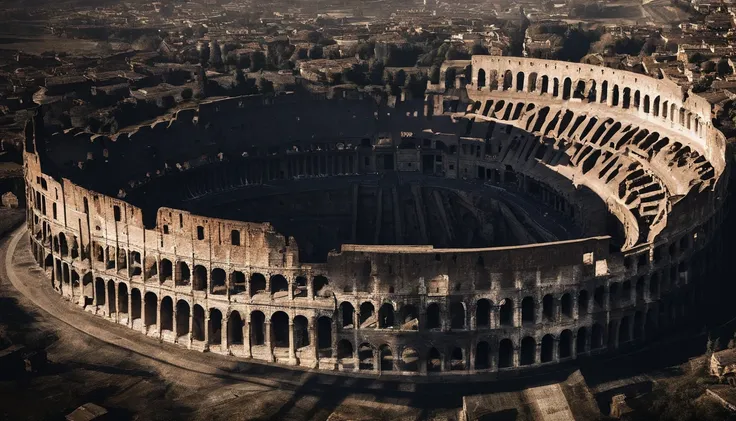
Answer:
(22, 57, 729, 377)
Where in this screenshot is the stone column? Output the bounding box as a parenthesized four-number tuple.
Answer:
(172, 305, 178, 342)
(203, 316, 210, 349)
(571, 334, 578, 359)
(468, 343, 475, 373)
(554, 338, 560, 362)
(512, 346, 520, 367)
(127, 289, 133, 328)
(311, 319, 319, 368)
(535, 343, 542, 365)
(288, 321, 296, 365)
(187, 308, 194, 349)
(353, 311, 360, 371)
(156, 298, 162, 338)
(265, 321, 274, 362)
(244, 315, 252, 358)
(221, 316, 229, 353)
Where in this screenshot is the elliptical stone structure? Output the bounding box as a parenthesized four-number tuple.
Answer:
(23, 56, 729, 377)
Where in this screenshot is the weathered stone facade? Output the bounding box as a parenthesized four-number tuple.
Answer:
(23, 57, 728, 377)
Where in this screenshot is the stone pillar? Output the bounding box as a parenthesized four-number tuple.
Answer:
(307, 276, 314, 300)
(535, 343, 542, 365)
(288, 321, 296, 365)
(554, 338, 560, 362)
(468, 343, 475, 373)
(265, 321, 274, 362)
(512, 346, 520, 367)
(221, 316, 229, 353)
(187, 308, 194, 349)
(244, 316, 252, 358)
(127, 289, 133, 328)
(203, 316, 210, 349)
(571, 334, 578, 359)
(311, 319, 319, 368)
(353, 311, 360, 371)
(172, 304, 178, 341)
(156, 298, 162, 338)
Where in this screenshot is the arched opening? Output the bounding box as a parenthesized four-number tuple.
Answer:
(193, 265, 207, 291)
(475, 341, 490, 370)
(313, 275, 329, 298)
(561, 294, 572, 319)
(560, 330, 573, 359)
(118, 283, 129, 316)
(521, 297, 535, 324)
(500, 298, 514, 326)
(520, 337, 536, 366)
(250, 311, 265, 345)
(578, 290, 589, 315)
(107, 281, 117, 314)
(516, 71, 524, 91)
(427, 348, 442, 372)
(294, 276, 307, 297)
(576, 327, 587, 354)
(476, 299, 491, 329)
(612, 85, 620, 106)
(650, 273, 660, 297)
(542, 294, 554, 321)
(160, 259, 172, 282)
(378, 303, 395, 328)
(562, 78, 572, 100)
(317, 316, 332, 355)
(340, 302, 355, 328)
(450, 301, 466, 329)
(144, 292, 157, 327)
(291, 315, 309, 350)
(176, 261, 190, 286)
(270, 274, 289, 298)
(250, 273, 266, 297)
(528, 72, 538, 92)
(95, 277, 105, 307)
(176, 300, 190, 339)
(131, 288, 142, 322)
(426, 303, 441, 329)
(378, 344, 394, 371)
(160, 296, 173, 331)
(59, 233, 69, 257)
(502, 70, 513, 90)
(477, 69, 486, 89)
(541, 75, 549, 94)
(594, 286, 605, 309)
(399, 304, 418, 330)
(592, 323, 604, 349)
(192, 305, 206, 341)
(208, 308, 222, 344)
(643, 95, 650, 114)
(541, 334, 554, 363)
(498, 339, 514, 368)
(634, 90, 641, 109)
(230, 271, 246, 294)
(635, 278, 645, 302)
(359, 302, 376, 328)
(211, 268, 226, 294)
(634, 311, 644, 341)
(271, 311, 289, 348)
(401, 347, 419, 372)
(619, 316, 630, 344)
(337, 340, 353, 361)
(450, 347, 465, 371)
(358, 343, 375, 371)
(622, 87, 631, 109)
(226, 311, 243, 346)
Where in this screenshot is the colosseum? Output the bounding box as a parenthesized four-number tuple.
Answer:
(22, 56, 729, 378)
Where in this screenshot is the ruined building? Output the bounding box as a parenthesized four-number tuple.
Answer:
(23, 56, 728, 376)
